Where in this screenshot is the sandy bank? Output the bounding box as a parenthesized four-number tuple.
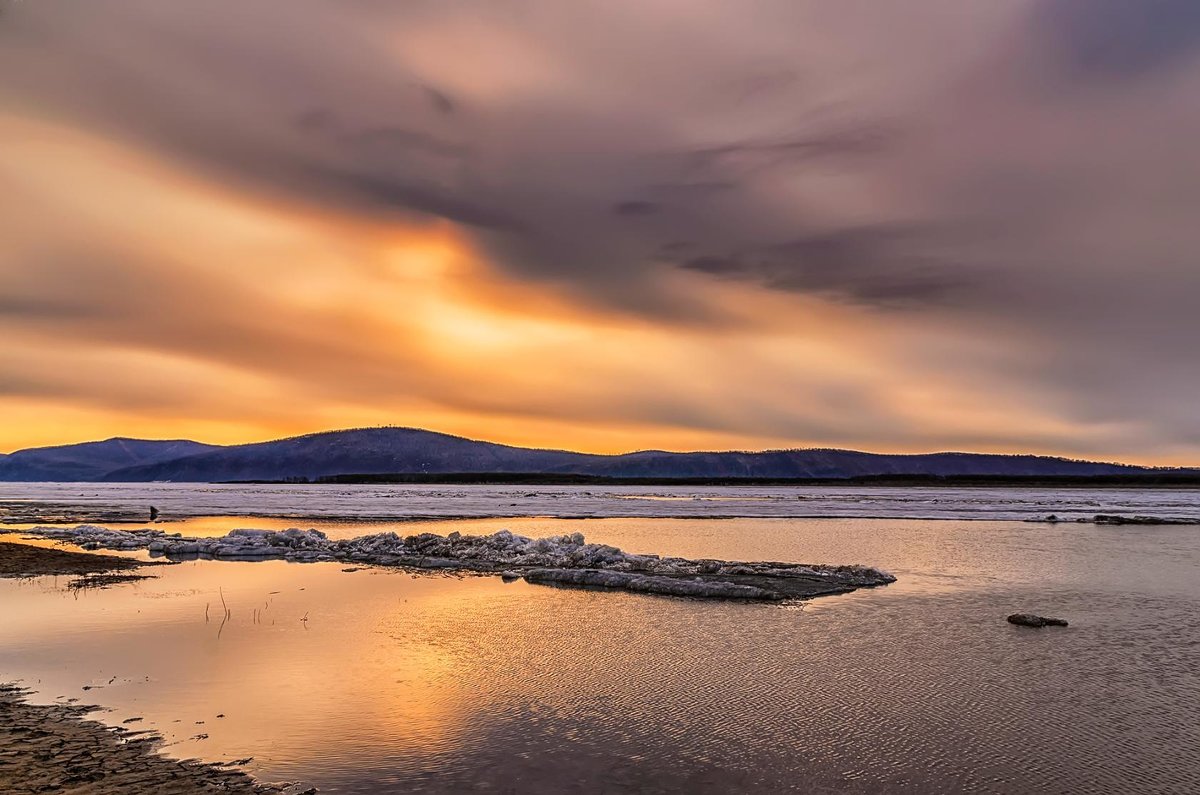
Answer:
(0, 685, 301, 794)
(0, 540, 162, 589)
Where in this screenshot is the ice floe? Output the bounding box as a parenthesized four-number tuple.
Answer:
(4, 525, 895, 601)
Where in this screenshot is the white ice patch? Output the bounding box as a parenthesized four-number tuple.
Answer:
(4, 524, 896, 589)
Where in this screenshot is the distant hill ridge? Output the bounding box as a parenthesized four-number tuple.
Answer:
(0, 426, 1183, 482)
(0, 437, 219, 482)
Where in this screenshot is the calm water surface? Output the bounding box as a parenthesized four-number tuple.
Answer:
(2, 517, 1199, 793)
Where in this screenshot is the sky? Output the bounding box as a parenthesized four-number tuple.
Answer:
(1, 1, 1199, 464)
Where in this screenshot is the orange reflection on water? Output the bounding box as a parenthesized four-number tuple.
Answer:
(4, 513, 1200, 793)
(0, 560, 513, 773)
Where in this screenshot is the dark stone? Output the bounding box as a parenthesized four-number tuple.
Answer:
(1091, 514, 1190, 525)
(1007, 613, 1069, 628)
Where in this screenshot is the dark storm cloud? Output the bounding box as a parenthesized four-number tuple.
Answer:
(647, 181, 738, 196)
(684, 126, 894, 173)
(0, 1, 496, 228)
(612, 200, 659, 217)
(294, 109, 469, 160)
(0, 297, 97, 320)
(341, 126, 468, 160)
(0, 1, 905, 316)
(1030, 0, 1200, 82)
(0, 0, 1182, 319)
(173, 132, 512, 230)
(422, 85, 457, 115)
(679, 227, 971, 308)
(0, 0, 913, 314)
(312, 167, 519, 230)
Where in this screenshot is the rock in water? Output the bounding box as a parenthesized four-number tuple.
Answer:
(523, 568, 783, 600)
(1007, 613, 1069, 628)
(1091, 514, 1190, 525)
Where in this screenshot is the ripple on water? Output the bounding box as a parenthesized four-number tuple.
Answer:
(0, 517, 1198, 793)
(350, 582, 1200, 794)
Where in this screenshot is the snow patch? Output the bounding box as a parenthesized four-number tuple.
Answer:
(4, 524, 896, 600)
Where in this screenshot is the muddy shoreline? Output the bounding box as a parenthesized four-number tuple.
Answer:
(0, 685, 300, 794)
(0, 540, 163, 589)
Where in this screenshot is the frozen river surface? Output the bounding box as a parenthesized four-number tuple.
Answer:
(3, 482, 1200, 524)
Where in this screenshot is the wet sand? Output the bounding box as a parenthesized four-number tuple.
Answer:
(0, 685, 294, 794)
(0, 539, 159, 588)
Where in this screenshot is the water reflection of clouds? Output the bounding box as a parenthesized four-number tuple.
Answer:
(0, 562, 494, 781)
(2, 513, 1199, 792)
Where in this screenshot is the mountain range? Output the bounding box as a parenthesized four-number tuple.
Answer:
(0, 427, 1184, 483)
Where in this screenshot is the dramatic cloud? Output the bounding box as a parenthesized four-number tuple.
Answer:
(1029, 0, 1200, 84)
(0, 0, 1197, 463)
